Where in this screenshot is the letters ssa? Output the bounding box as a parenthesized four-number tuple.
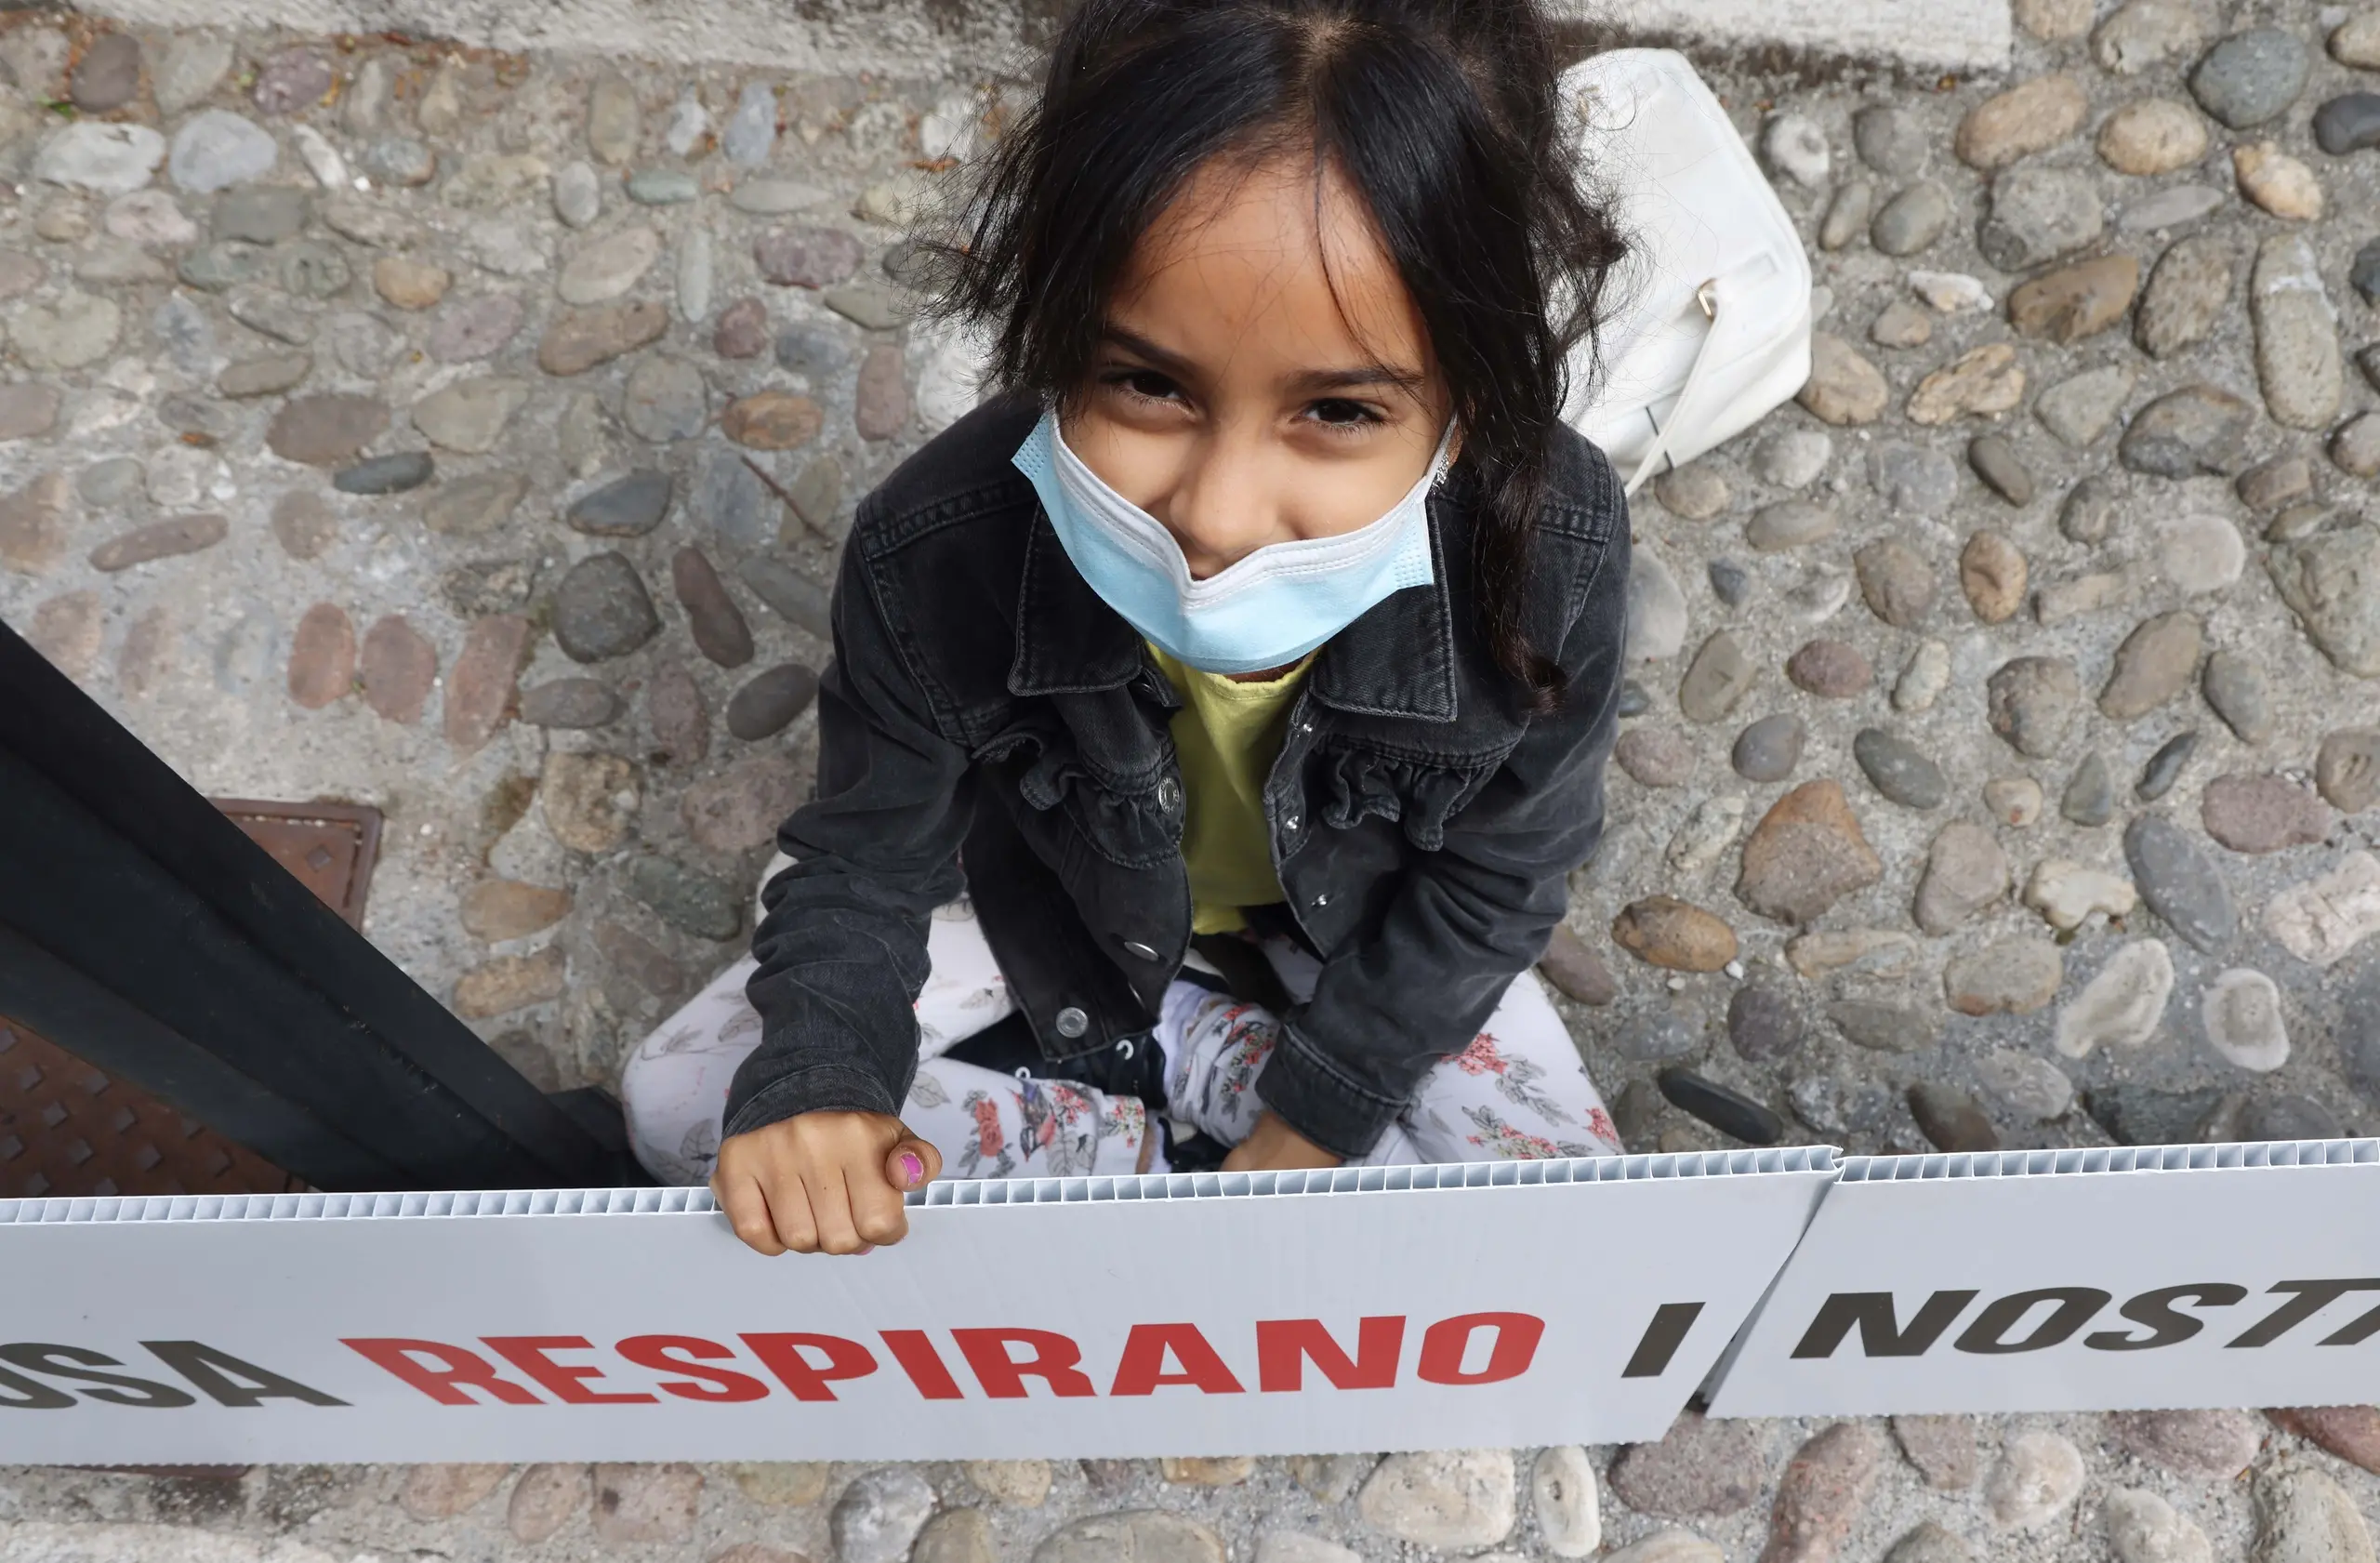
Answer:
(347, 1314, 1546, 1407)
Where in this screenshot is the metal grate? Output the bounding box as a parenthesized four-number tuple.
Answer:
(0, 797, 383, 1199)
(0, 1021, 302, 1199)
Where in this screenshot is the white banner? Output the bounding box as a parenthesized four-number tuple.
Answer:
(1706, 1140, 2380, 1418)
(0, 1150, 1834, 1464)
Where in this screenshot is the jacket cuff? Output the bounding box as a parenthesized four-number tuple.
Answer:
(1254, 1022, 1408, 1161)
(722, 1062, 905, 1141)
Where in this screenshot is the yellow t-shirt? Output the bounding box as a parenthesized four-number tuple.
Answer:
(1146, 643, 1315, 934)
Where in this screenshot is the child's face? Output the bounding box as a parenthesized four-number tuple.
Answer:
(1061, 150, 1455, 581)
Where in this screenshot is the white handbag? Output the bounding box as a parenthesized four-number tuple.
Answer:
(1558, 48, 1814, 496)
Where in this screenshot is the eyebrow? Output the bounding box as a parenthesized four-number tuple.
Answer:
(1099, 325, 1427, 398)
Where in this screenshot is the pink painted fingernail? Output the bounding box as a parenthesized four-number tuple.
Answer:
(900, 1152, 924, 1187)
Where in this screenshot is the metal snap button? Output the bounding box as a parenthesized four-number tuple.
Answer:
(1123, 940, 1159, 961)
(1283, 815, 1301, 832)
(1156, 777, 1183, 812)
(1054, 1005, 1090, 1039)
(1313, 892, 1331, 907)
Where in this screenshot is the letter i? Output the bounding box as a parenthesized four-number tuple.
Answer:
(879, 1331, 965, 1400)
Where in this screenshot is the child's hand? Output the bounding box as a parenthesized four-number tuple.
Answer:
(711, 1111, 942, 1255)
(1221, 1110, 1344, 1172)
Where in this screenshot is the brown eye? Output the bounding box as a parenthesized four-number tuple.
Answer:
(1306, 398, 1381, 428)
(1108, 369, 1181, 402)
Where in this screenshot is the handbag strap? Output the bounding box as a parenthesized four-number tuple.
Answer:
(1623, 277, 1721, 497)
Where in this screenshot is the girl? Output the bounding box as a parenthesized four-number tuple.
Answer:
(622, 0, 1633, 1254)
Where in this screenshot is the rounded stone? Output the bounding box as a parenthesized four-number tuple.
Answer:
(1855, 540, 1935, 628)
(34, 120, 165, 195)
(1987, 1433, 2086, 1529)
(2202, 774, 2329, 854)
(1036, 1513, 1223, 1563)
(334, 451, 435, 495)
(1785, 639, 1870, 697)
(553, 552, 661, 663)
(1854, 106, 1929, 177)
(1752, 430, 1831, 488)
(1732, 714, 1805, 783)
(372, 256, 450, 310)
(2036, 364, 2137, 449)
(521, 678, 625, 729)
(2233, 141, 2322, 220)
(1871, 182, 1952, 256)
(508, 1464, 588, 1545)
(2317, 730, 2380, 814)
(1915, 820, 2011, 934)
(268, 393, 390, 467)
(1854, 729, 1948, 811)
(168, 110, 278, 193)
(359, 616, 437, 724)
(755, 225, 865, 288)
(2096, 0, 2208, 74)
(1653, 463, 1730, 521)
(2110, 1409, 2264, 1480)
(560, 223, 664, 305)
(1608, 1412, 1766, 1519)
(430, 295, 527, 363)
(1955, 74, 2088, 168)
(1612, 896, 1739, 973)
(1867, 443, 1959, 514)
(1727, 985, 1803, 1064)
(1988, 657, 2082, 758)
(2100, 611, 2202, 721)
(1615, 727, 1695, 788)
(1975, 1051, 2073, 1120)
(1796, 335, 1887, 425)
(1958, 528, 2027, 621)
(723, 391, 824, 450)
(1746, 500, 1837, 552)
(1871, 298, 1932, 347)
(1532, 1446, 1601, 1557)
(2099, 99, 2211, 175)
(673, 546, 755, 669)
(1909, 1083, 1999, 1153)
(2190, 29, 2310, 128)
(715, 297, 771, 359)
(2137, 729, 2199, 802)
(622, 357, 709, 444)
(2124, 815, 2239, 953)
(2122, 384, 2256, 477)
(2202, 967, 2289, 1072)
(1978, 167, 2104, 271)
(1659, 1070, 1784, 1146)
(727, 663, 822, 740)
(2056, 939, 2175, 1059)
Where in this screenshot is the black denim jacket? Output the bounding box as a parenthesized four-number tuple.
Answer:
(727, 395, 1632, 1158)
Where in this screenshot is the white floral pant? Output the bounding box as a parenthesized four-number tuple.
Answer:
(621, 861, 1622, 1185)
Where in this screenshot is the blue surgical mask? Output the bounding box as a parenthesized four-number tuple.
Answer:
(1011, 411, 1456, 676)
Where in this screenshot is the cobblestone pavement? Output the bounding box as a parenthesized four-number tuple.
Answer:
(7, 3, 2380, 1560)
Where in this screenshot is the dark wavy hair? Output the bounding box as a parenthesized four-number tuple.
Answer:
(920, 0, 1626, 709)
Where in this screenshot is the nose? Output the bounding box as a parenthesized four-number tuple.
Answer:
(1158, 429, 1279, 578)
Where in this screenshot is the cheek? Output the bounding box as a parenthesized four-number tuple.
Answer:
(1284, 452, 1433, 539)
(1061, 405, 1184, 511)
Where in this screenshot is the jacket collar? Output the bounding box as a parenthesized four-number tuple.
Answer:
(1007, 502, 1459, 722)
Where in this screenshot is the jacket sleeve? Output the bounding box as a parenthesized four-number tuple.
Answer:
(722, 536, 975, 1140)
(1256, 518, 1631, 1159)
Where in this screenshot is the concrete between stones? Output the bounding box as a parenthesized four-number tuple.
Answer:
(60, 0, 2016, 75)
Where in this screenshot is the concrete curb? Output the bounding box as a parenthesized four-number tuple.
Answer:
(67, 0, 2013, 77)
